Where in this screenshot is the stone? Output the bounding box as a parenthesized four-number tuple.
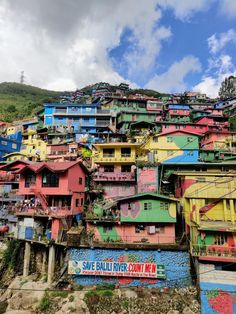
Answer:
(183, 307, 195, 314)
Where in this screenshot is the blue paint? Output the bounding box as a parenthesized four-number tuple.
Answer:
(200, 282, 236, 314)
(0, 134, 22, 161)
(69, 248, 191, 288)
(164, 150, 199, 163)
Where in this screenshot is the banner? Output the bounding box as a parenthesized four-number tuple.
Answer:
(68, 260, 165, 279)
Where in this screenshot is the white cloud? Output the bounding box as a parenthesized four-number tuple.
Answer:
(193, 54, 236, 97)
(0, 0, 173, 90)
(158, 0, 213, 20)
(145, 56, 201, 93)
(219, 0, 236, 19)
(208, 29, 236, 54)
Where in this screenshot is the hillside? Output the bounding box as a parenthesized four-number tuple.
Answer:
(0, 82, 166, 123)
(0, 82, 61, 122)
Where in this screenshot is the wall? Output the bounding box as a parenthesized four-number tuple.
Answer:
(87, 223, 175, 244)
(137, 167, 158, 193)
(102, 183, 136, 198)
(120, 199, 176, 223)
(69, 248, 191, 287)
(199, 263, 236, 314)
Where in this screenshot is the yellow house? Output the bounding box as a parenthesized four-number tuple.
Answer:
(173, 168, 236, 262)
(137, 130, 200, 164)
(93, 142, 139, 165)
(4, 152, 28, 162)
(20, 133, 47, 161)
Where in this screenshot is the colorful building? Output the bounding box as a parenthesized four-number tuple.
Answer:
(137, 130, 200, 164)
(44, 103, 114, 135)
(86, 193, 177, 244)
(171, 166, 236, 262)
(13, 160, 89, 242)
(92, 142, 139, 198)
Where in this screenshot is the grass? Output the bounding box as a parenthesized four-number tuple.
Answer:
(37, 292, 52, 313)
(50, 290, 69, 299)
(0, 82, 60, 122)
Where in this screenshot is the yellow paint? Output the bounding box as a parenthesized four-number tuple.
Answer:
(137, 135, 183, 163)
(6, 126, 21, 135)
(20, 134, 47, 161)
(4, 152, 28, 162)
(93, 143, 139, 165)
(168, 204, 176, 218)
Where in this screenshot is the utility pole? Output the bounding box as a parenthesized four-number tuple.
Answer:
(20, 71, 25, 84)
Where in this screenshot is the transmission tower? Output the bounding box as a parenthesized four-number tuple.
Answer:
(20, 71, 25, 84)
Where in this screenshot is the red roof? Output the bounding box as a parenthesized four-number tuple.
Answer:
(158, 129, 202, 137)
(17, 160, 90, 174)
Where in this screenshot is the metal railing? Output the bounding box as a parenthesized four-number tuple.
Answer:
(191, 244, 236, 258)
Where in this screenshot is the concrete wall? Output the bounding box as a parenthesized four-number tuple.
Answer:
(69, 248, 191, 287)
(199, 263, 236, 314)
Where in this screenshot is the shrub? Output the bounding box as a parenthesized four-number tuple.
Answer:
(50, 290, 68, 299)
(0, 302, 8, 314)
(37, 292, 52, 313)
(68, 295, 74, 302)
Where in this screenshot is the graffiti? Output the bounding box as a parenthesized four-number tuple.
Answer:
(69, 248, 191, 288)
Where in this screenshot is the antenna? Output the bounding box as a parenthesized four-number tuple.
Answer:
(20, 71, 25, 84)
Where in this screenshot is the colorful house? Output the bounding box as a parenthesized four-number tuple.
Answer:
(137, 130, 200, 164)
(13, 160, 89, 242)
(86, 193, 177, 244)
(163, 104, 191, 123)
(201, 131, 236, 152)
(44, 103, 114, 135)
(92, 142, 139, 198)
(172, 167, 236, 262)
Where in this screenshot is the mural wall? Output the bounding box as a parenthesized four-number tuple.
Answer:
(69, 248, 191, 288)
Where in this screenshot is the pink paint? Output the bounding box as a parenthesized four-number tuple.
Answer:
(137, 168, 157, 193)
(103, 183, 136, 198)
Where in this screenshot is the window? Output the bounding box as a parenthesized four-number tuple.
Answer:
(144, 202, 152, 210)
(160, 202, 169, 210)
(83, 117, 89, 121)
(12, 143, 17, 149)
(153, 136, 158, 142)
(42, 170, 59, 187)
(135, 224, 145, 233)
(103, 149, 114, 157)
(76, 199, 80, 207)
(25, 172, 36, 188)
(79, 177, 83, 185)
(103, 226, 113, 233)
(128, 203, 132, 210)
(86, 107, 91, 112)
(121, 147, 131, 157)
(167, 137, 173, 143)
(121, 165, 131, 172)
(176, 125, 180, 129)
(104, 165, 114, 172)
(1, 141, 7, 145)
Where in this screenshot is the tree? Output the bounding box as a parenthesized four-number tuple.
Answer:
(219, 76, 236, 99)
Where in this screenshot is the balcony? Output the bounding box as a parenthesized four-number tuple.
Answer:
(94, 154, 136, 163)
(191, 244, 236, 261)
(14, 205, 73, 217)
(93, 172, 135, 181)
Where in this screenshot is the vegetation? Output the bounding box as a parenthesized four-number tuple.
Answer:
(0, 82, 60, 122)
(50, 290, 69, 299)
(2, 239, 21, 270)
(0, 301, 8, 314)
(37, 291, 52, 313)
(229, 116, 236, 131)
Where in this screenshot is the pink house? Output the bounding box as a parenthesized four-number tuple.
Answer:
(14, 160, 89, 242)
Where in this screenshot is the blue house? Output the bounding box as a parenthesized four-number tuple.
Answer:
(44, 103, 113, 136)
(0, 132, 22, 160)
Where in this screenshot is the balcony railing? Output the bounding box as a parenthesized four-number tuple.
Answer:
(15, 206, 72, 217)
(191, 244, 236, 259)
(93, 172, 135, 181)
(103, 154, 115, 158)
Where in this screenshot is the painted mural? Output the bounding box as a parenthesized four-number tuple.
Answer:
(201, 282, 236, 314)
(69, 248, 191, 288)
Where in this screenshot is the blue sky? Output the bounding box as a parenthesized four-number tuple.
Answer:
(0, 0, 236, 97)
(108, 1, 236, 96)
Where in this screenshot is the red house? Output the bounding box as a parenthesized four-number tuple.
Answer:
(13, 160, 89, 242)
